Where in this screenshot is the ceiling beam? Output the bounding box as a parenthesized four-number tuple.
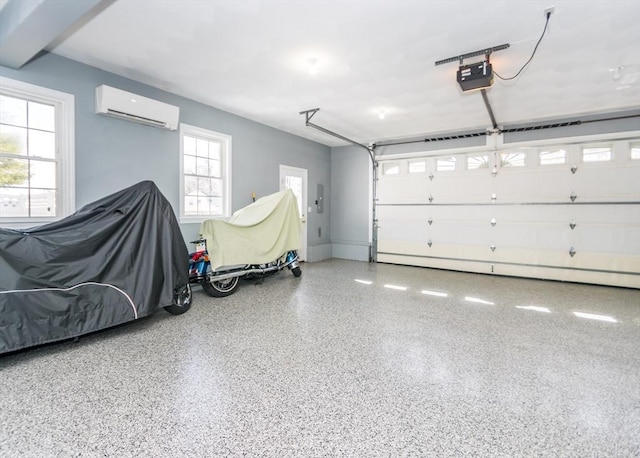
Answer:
(0, 0, 109, 69)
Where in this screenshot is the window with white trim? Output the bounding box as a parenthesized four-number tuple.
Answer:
(180, 123, 231, 221)
(0, 77, 74, 225)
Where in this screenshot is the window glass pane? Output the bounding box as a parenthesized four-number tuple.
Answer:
(208, 141, 221, 159)
(28, 101, 55, 132)
(0, 157, 29, 186)
(436, 156, 456, 172)
(382, 162, 399, 175)
(196, 138, 208, 157)
(0, 187, 28, 217)
(539, 148, 566, 165)
(582, 146, 612, 162)
(500, 152, 526, 167)
(209, 159, 221, 178)
(184, 175, 197, 195)
(409, 160, 426, 173)
(197, 176, 212, 196)
(0, 125, 27, 155)
(28, 130, 55, 159)
(211, 178, 222, 197)
(208, 197, 223, 215)
(196, 156, 209, 175)
(631, 142, 640, 160)
(196, 196, 210, 215)
(184, 195, 197, 215)
(183, 154, 196, 174)
(30, 189, 56, 216)
(467, 155, 489, 170)
(0, 95, 27, 127)
(184, 136, 196, 156)
(29, 160, 56, 188)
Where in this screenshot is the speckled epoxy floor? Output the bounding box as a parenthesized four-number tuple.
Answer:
(1, 259, 639, 457)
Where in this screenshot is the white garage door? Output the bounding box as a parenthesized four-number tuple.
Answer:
(376, 137, 640, 288)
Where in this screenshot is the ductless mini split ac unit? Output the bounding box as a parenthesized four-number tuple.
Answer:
(95, 85, 180, 130)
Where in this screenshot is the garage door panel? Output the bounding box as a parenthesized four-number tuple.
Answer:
(572, 224, 640, 255)
(494, 169, 572, 202)
(377, 218, 428, 243)
(573, 163, 640, 201)
(430, 174, 493, 204)
(377, 177, 430, 204)
(497, 168, 574, 202)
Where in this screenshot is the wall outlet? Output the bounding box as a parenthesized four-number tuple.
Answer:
(544, 6, 555, 16)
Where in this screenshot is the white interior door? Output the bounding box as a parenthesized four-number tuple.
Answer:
(280, 165, 307, 261)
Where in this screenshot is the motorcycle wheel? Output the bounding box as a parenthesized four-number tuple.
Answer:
(164, 283, 193, 315)
(202, 276, 240, 297)
(291, 267, 302, 278)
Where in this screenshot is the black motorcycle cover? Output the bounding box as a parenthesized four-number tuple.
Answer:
(0, 181, 189, 354)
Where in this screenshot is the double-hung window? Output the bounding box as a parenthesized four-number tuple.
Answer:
(180, 123, 232, 222)
(0, 77, 74, 225)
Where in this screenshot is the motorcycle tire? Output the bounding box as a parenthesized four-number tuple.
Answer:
(164, 283, 193, 315)
(291, 267, 302, 278)
(202, 276, 240, 297)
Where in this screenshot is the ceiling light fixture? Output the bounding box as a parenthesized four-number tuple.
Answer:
(378, 110, 386, 120)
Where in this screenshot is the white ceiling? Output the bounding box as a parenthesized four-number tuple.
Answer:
(48, 0, 640, 147)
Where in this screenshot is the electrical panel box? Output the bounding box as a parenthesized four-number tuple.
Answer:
(316, 184, 324, 213)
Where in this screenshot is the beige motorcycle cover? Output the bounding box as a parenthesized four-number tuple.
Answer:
(200, 189, 302, 269)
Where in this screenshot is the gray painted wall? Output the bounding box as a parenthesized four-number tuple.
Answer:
(330, 145, 371, 261)
(0, 52, 332, 260)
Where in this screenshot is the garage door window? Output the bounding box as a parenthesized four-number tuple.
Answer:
(408, 160, 426, 174)
(436, 156, 456, 172)
(582, 146, 612, 162)
(467, 154, 489, 170)
(382, 162, 400, 175)
(539, 148, 566, 165)
(631, 142, 640, 160)
(500, 152, 526, 168)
